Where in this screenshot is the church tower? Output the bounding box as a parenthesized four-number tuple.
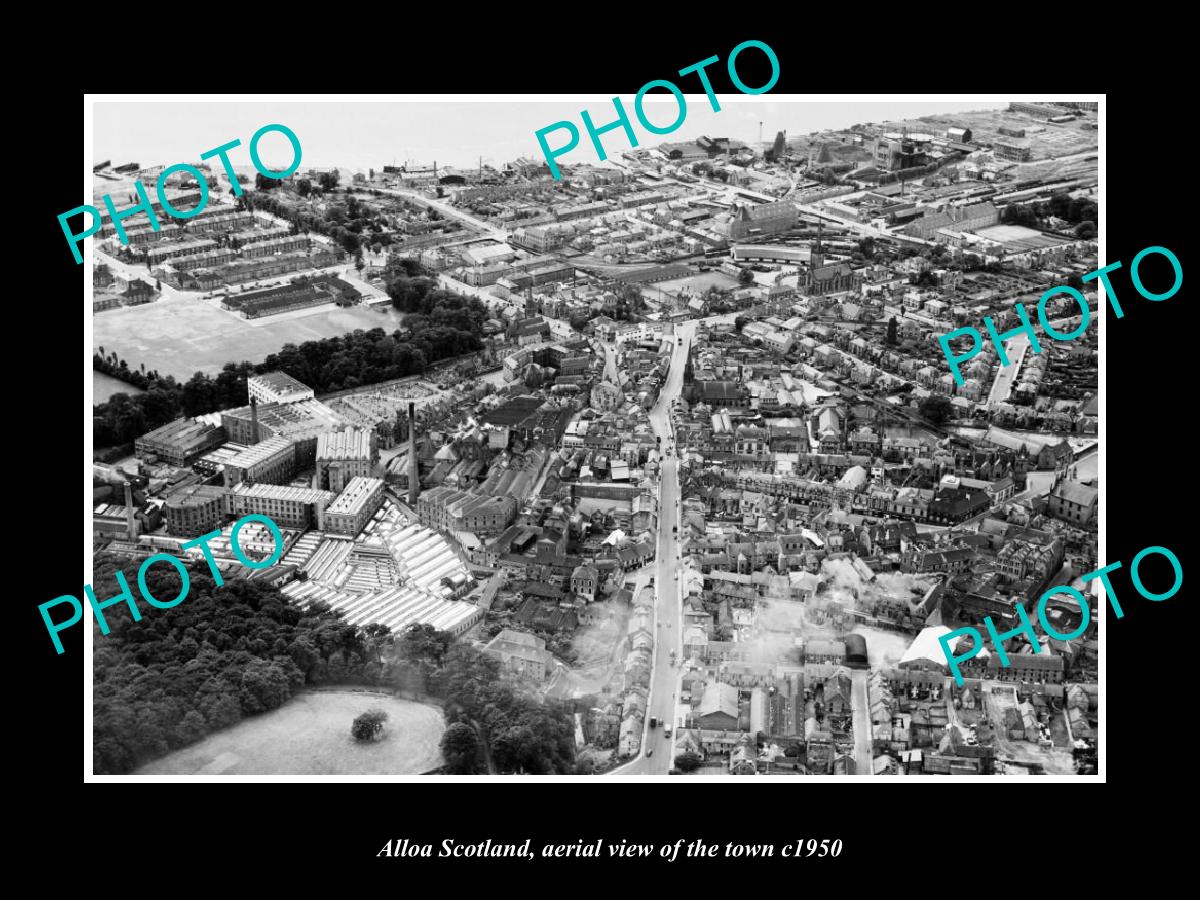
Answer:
(811, 220, 825, 270)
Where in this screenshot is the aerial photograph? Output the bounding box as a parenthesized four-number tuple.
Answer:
(87, 97, 1100, 778)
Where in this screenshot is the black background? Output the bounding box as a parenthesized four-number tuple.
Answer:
(19, 22, 1192, 883)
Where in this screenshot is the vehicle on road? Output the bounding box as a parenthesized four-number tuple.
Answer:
(663, 725, 672, 738)
(649, 717, 658, 729)
(674, 571, 678, 580)
(646, 747, 653, 757)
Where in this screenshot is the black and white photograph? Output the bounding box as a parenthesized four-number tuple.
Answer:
(74, 94, 1115, 782)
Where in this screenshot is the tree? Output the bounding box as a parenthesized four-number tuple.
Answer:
(886, 316, 898, 346)
(674, 751, 702, 773)
(254, 172, 279, 192)
(296, 178, 312, 198)
(738, 268, 754, 286)
(918, 395, 954, 426)
(355, 251, 366, 274)
(352, 708, 389, 742)
(398, 623, 452, 668)
(733, 315, 750, 333)
(1075, 221, 1096, 240)
(318, 170, 340, 192)
(441, 722, 482, 773)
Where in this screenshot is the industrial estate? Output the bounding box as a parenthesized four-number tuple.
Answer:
(90, 99, 1100, 777)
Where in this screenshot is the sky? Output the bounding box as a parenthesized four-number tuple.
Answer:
(92, 99, 1008, 174)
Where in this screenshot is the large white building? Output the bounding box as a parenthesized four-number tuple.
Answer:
(247, 371, 316, 405)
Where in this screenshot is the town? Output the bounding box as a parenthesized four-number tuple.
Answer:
(90, 99, 1101, 778)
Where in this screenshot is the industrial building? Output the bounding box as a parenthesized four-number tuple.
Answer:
(164, 484, 226, 537)
(993, 138, 1033, 162)
(873, 133, 934, 172)
(324, 476, 386, 537)
(731, 243, 808, 263)
(729, 199, 798, 240)
(223, 482, 336, 530)
(221, 398, 348, 467)
(418, 485, 519, 535)
(221, 436, 296, 488)
(314, 427, 377, 493)
(247, 371, 316, 405)
(134, 417, 226, 467)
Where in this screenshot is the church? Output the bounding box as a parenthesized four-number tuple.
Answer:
(798, 223, 861, 296)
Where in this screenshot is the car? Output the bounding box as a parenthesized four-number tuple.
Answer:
(645, 747, 654, 757)
(674, 571, 679, 580)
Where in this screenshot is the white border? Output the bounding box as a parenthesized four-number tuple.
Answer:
(84, 93, 1105, 783)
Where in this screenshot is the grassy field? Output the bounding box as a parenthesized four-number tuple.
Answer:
(93, 297, 406, 380)
(654, 271, 740, 296)
(135, 690, 445, 776)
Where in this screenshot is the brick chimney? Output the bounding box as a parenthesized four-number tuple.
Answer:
(123, 481, 137, 539)
(408, 401, 420, 506)
(250, 396, 260, 444)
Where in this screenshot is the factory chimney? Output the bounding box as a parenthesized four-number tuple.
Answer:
(123, 481, 137, 539)
(408, 401, 420, 506)
(250, 396, 260, 444)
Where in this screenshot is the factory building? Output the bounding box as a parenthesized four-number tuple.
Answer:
(164, 484, 226, 537)
(221, 398, 347, 467)
(314, 427, 377, 493)
(324, 476, 386, 537)
(729, 199, 798, 240)
(246, 371, 316, 405)
(222, 436, 296, 488)
(873, 132, 934, 172)
(134, 417, 226, 467)
(223, 482, 336, 530)
(993, 138, 1033, 162)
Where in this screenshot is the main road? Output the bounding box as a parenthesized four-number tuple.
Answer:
(602, 315, 742, 776)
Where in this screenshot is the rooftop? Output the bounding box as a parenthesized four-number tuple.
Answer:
(326, 476, 385, 516)
(249, 371, 313, 396)
(227, 482, 336, 505)
(317, 427, 374, 461)
(224, 436, 294, 471)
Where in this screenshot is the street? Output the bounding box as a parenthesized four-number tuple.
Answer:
(987, 333, 1030, 406)
(850, 669, 873, 777)
(610, 326, 691, 775)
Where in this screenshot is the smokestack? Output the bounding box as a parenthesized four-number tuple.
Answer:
(408, 401, 419, 506)
(250, 396, 260, 444)
(123, 481, 136, 539)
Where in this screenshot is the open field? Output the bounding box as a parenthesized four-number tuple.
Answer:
(134, 690, 444, 776)
(654, 271, 740, 296)
(92, 296, 406, 380)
